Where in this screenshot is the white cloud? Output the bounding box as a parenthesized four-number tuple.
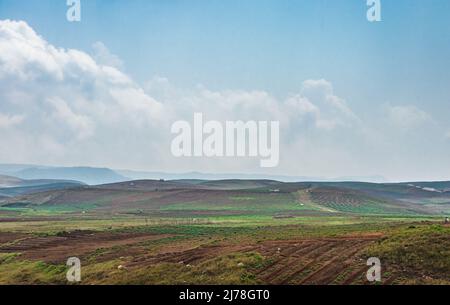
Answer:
(386, 104, 433, 130)
(0, 19, 364, 172)
(92, 41, 123, 69)
(46, 97, 94, 140)
(285, 79, 360, 131)
(0, 113, 24, 128)
(0, 19, 164, 165)
(4, 19, 445, 180)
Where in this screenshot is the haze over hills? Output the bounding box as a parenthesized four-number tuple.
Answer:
(0, 174, 82, 188)
(0, 175, 24, 188)
(0, 174, 85, 198)
(0, 164, 389, 186)
(116, 169, 388, 183)
(0, 164, 128, 185)
(16, 167, 127, 185)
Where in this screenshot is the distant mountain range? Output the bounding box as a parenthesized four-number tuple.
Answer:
(0, 164, 127, 185)
(0, 174, 84, 198)
(116, 170, 387, 184)
(0, 164, 388, 186)
(0, 175, 24, 188)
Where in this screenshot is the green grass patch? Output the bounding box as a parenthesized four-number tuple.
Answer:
(82, 252, 265, 285)
(363, 224, 450, 284)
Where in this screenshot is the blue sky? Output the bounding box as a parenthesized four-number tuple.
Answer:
(0, 0, 450, 181)
(2, 0, 449, 99)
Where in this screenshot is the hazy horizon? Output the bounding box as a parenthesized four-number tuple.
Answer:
(1, 162, 447, 184)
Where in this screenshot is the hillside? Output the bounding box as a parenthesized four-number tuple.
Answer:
(0, 164, 129, 185)
(0, 174, 85, 198)
(1, 179, 450, 217)
(0, 182, 84, 198)
(15, 167, 128, 185)
(0, 175, 24, 188)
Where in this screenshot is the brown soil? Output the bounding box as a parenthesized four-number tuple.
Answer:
(0, 232, 29, 244)
(0, 231, 172, 263)
(251, 235, 382, 284)
(124, 234, 384, 285)
(0, 230, 387, 284)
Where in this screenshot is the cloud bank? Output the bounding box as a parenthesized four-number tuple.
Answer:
(0, 20, 448, 181)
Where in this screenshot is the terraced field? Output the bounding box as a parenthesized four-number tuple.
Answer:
(306, 187, 431, 215)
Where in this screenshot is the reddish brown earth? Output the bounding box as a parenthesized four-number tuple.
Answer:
(0, 231, 172, 263)
(0, 230, 386, 284)
(124, 234, 384, 285)
(253, 236, 380, 284)
(0, 232, 29, 244)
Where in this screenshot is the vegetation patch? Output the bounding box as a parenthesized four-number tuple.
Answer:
(363, 224, 450, 284)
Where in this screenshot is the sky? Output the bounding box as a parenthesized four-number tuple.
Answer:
(0, 0, 450, 181)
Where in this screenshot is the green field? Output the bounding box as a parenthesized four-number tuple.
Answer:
(0, 179, 449, 285)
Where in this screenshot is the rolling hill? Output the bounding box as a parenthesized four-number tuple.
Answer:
(0, 164, 129, 185)
(1, 179, 450, 217)
(0, 174, 85, 198)
(0, 175, 24, 188)
(15, 167, 128, 185)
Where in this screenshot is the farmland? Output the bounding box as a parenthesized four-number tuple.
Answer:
(0, 179, 449, 285)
